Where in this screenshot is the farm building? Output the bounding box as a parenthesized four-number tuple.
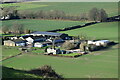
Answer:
(46, 48, 61, 55)
(26, 31, 69, 40)
(34, 41, 52, 47)
(4, 40, 16, 46)
(88, 40, 110, 46)
(4, 39, 26, 46)
(25, 36, 46, 44)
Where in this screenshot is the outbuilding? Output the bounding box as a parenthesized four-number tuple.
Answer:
(34, 41, 52, 48)
(4, 39, 26, 46)
(4, 40, 16, 46)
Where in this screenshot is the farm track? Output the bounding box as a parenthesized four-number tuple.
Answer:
(2, 52, 23, 61)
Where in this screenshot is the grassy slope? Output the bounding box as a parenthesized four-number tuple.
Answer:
(1, 2, 118, 17)
(2, 22, 118, 78)
(1, 2, 118, 78)
(1, 2, 49, 10)
(1, 19, 86, 31)
(2, 66, 41, 78)
(60, 22, 118, 42)
(2, 46, 21, 60)
(2, 44, 118, 78)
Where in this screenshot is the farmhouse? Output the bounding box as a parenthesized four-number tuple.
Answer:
(46, 48, 61, 55)
(4, 40, 16, 46)
(26, 31, 69, 40)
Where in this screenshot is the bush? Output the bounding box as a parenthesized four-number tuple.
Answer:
(102, 43, 108, 47)
(89, 44, 97, 51)
(28, 65, 62, 79)
(62, 41, 75, 50)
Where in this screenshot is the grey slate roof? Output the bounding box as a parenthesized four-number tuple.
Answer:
(30, 31, 64, 36)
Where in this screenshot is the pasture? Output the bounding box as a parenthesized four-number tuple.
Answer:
(2, 44, 118, 78)
(1, 19, 86, 31)
(2, 46, 21, 60)
(2, 21, 118, 78)
(1, 2, 118, 17)
(1, 2, 48, 10)
(1, 2, 119, 78)
(61, 22, 118, 42)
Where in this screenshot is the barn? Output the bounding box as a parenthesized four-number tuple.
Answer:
(26, 31, 69, 40)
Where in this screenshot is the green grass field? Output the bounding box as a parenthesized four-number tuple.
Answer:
(61, 22, 118, 42)
(1, 2, 118, 17)
(1, 2, 119, 78)
(1, 2, 48, 10)
(2, 46, 21, 60)
(58, 53, 81, 57)
(2, 21, 118, 78)
(1, 19, 86, 31)
(2, 44, 118, 78)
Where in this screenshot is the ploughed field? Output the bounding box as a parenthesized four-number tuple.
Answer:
(1, 2, 118, 17)
(1, 19, 86, 31)
(2, 22, 118, 78)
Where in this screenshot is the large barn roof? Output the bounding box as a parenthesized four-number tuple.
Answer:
(30, 31, 65, 36)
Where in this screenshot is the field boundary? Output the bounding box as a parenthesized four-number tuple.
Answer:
(47, 22, 99, 32)
(2, 53, 23, 61)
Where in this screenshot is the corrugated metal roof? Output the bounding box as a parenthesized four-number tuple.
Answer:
(30, 31, 64, 36)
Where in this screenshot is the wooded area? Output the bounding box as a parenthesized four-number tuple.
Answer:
(0, 7, 108, 21)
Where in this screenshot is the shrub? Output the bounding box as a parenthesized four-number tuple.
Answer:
(89, 44, 97, 51)
(62, 41, 75, 50)
(102, 43, 108, 47)
(28, 65, 62, 79)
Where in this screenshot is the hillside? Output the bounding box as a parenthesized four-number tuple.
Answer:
(2, 43, 118, 78)
(2, 66, 41, 78)
(1, 19, 86, 31)
(1, 2, 118, 17)
(1, 2, 119, 78)
(60, 22, 118, 42)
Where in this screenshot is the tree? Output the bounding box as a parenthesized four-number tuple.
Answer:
(88, 8, 108, 22)
(28, 65, 62, 78)
(80, 13, 88, 21)
(80, 41, 88, 52)
(12, 22, 24, 34)
(62, 41, 75, 50)
(1, 7, 18, 19)
(24, 29, 31, 34)
(99, 9, 108, 22)
(2, 26, 9, 34)
(88, 7, 99, 21)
